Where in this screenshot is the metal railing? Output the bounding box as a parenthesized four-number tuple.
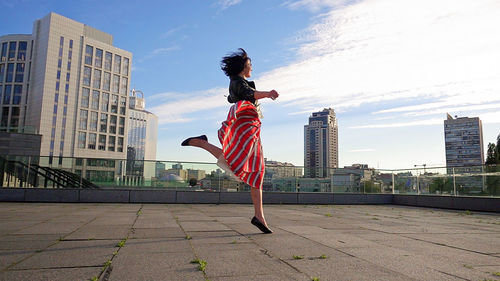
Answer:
(1, 155, 499, 197)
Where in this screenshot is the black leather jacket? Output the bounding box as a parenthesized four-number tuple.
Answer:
(227, 75, 256, 104)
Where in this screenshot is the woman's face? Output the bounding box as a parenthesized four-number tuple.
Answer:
(241, 59, 252, 78)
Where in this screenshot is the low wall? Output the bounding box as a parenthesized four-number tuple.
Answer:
(0, 188, 498, 212)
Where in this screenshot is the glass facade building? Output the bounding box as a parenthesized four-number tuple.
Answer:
(304, 108, 338, 178)
(126, 90, 158, 183)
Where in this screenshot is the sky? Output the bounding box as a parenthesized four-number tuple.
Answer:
(1, 0, 500, 169)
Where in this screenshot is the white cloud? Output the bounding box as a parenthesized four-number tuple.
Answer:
(137, 46, 180, 63)
(216, 0, 243, 10)
(257, 0, 500, 122)
(147, 87, 228, 124)
(283, 0, 351, 12)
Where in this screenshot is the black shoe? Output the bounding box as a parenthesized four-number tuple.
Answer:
(181, 135, 208, 146)
(251, 216, 273, 234)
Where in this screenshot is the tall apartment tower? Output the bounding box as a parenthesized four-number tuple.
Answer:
(126, 89, 158, 183)
(304, 108, 338, 178)
(0, 12, 132, 165)
(444, 113, 484, 168)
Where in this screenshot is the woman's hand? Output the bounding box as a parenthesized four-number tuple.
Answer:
(268, 90, 279, 100)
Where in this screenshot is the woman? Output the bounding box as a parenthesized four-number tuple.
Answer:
(181, 48, 278, 234)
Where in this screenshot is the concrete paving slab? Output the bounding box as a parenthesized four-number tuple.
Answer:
(188, 230, 252, 245)
(180, 221, 232, 232)
(0, 250, 36, 270)
(0, 239, 55, 251)
(107, 252, 204, 281)
(11, 222, 82, 235)
(64, 226, 130, 240)
(119, 238, 192, 254)
(288, 255, 417, 281)
(133, 218, 178, 228)
(0, 267, 101, 281)
(11, 240, 117, 269)
(402, 233, 500, 254)
(129, 227, 186, 239)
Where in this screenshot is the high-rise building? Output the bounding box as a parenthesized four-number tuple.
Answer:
(444, 113, 484, 168)
(0, 12, 132, 165)
(126, 89, 158, 183)
(304, 108, 338, 178)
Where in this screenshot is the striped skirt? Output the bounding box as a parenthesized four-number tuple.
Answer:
(217, 101, 265, 189)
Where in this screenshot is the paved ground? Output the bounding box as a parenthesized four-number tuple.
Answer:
(0, 203, 499, 281)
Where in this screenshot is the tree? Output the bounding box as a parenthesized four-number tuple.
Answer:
(485, 133, 500, 195)
(486, 143, 497, 165)
(188, 178, 198, 187)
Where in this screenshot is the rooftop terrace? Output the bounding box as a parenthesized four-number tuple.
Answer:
(0, 203, 499, 281)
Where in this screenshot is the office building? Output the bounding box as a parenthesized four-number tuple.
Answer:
(1, 12, 132, 165)
(444, 113, 485, 193)
(444, 113, 484, 168)
(304, 108, 338, 178)
(126, 89, 158, 183)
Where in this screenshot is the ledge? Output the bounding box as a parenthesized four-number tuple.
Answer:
(0, 188, 498, 212)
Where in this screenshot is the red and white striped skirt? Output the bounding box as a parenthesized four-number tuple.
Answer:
(217, 101, 265, 189)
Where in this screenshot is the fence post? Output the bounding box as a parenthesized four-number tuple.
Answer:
(453, 167, 456, 196)
(392, 172, 395, 194)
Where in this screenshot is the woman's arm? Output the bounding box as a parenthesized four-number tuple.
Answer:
(254, 90, 279, 100)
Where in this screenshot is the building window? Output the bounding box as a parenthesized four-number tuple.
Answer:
(88, 133, 96, 149)
(78, 132, 86, 148)
(69, 39, 73, 49)
(91, 90, 99, 110)
(0, 64, 5, 83)
(110, 115, 117, 134)
(90, 111, 98, 131)
(104, 52, 112, 71)
(3, 85, 11, 104)
(1, 107, 9, 127)
(79, 110, 88, 130)
(93, 69, 101, 89)
(100, 113, 108, 132)
(120, 77, 127, 95)
(103, 72, 111, 91)
(1, 43, 7, 62)
(119, 96, 126, 115)
(111, 94, 118, 113)
(114, 55, 121, 74)
(101, 92, 109, 112)
(66, 72, 70, 82)
(14, 63, 24, 83)
(6, 63, 14, 82)
(108, 136, 115, 151)
(85, 45, 93, 65)
(95, 48, 103, 68)
(10, 107, 19, 127)
(81, 87, 90, 108)
(112, 74, 119, 93)
(118, 116, 125, 135)
(117, 137, 123, 152)
(13, 85, 22, 104)
(8, 42, 16, 61)
(98, 134, 106, 150)
(83, 66, 91, 86)
(122, 57, 129, 76)
(17, 42, 27, 61)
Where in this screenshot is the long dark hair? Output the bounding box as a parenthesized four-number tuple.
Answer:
(220, 48, 250, 77)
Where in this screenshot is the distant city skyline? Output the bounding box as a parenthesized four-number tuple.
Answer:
(1, 1, 500, 169)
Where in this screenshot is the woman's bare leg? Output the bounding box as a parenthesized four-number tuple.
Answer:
(186, 138, 268, 227)
(251, 187, 268, 227)
(187, 138, 222, 159)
